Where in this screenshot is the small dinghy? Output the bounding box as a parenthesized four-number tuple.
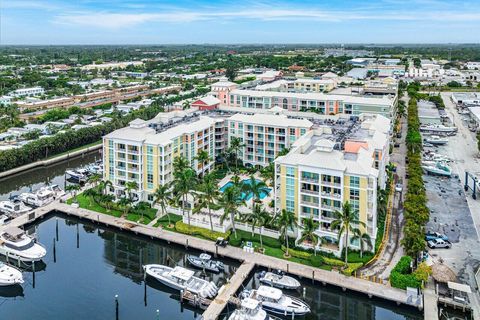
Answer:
(0, 262, 23, 286)
(258, 270, 301, 290)
(143, 264, 218, 298)
(243, 285, 310, 316)
(187, 253, 224, 273)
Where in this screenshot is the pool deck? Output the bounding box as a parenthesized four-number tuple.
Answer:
(1, 200, 424, 319)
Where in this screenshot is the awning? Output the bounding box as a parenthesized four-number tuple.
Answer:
(448, 281, 472, 294)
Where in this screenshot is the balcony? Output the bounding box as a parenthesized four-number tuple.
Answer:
(300, 200, 319, 207)
(322, 180, 342, 188)
(300, 188, 319, 195)
(301, 176, 319, 184)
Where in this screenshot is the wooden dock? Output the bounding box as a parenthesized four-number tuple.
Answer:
(0, 201, 424, 318)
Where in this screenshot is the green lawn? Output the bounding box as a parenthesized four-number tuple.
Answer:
(154, 213, 182, 228)
(67, 193, 123, 217)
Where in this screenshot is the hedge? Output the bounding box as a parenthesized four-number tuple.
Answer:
(342, 263, 364, 276)
(390, 256, 422, 289)
(175, 221, 230, 241)
(281, 245, 312, 259)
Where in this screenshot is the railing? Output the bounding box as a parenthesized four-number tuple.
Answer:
(300, 189, 319, 195)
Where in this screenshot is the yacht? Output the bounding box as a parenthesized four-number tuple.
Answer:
(187, 253, 224, 273)
(424, 135, 448, 145)
(0, 200, 32, 216)
(143, 265, 218, 298)
(0, 262, 24, 286)
(420, 124, 457, 133)
(40, 184, 65, 198)
(243, 286, 310, 316)
(229, 298, 279, 320)
(65, 170, 87, 183)
(422, 161, 452, 177)
(258, 271, 301, 290)
(19, 188, 55, 208)
(0, 227, 47, 262)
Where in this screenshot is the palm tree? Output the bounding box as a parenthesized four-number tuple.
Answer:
(153, 183, 173, 226)
(242, 175, 269, 204)
(275, 209, 298, 257)
(218, 186, 245, 238)
(87, 173, 101, 187)
(98, 179, 113, 195)
(66, 184, 81, 197)
(260, 163, 275, 186)
(173, 168, 197, 226)
(83, 187, 98, 206)
(193, 173, 219, 231)
(351, 228, 372, 258)
(124, 181, 138, 202)
(101, 194, 115, 212)
(299, 217, 320, 255)
(118, 196, 133, 216)
(173, 156, 189, 174)
(331, 201, 366, 265)
(243, 204, 269, 249)
(195, 150, 211, 175)
(229, 137, 245, 171)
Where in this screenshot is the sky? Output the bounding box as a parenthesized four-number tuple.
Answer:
(1, 0, 480, 45)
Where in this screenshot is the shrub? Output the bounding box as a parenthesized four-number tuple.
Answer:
(323, 257, 345, 267)
(281, 245, 311, 259)
(175, 221, 230, 241)
(309, 255, 324, 267)
(413, 262, 432, 283)
(390, 256, 422, 289)
(228, 230, 282, 248)
(342, 263, 363, 276)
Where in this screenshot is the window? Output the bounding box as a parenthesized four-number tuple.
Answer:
(350, 176, 360, 188)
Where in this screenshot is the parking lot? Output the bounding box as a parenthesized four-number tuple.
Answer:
(423, 93, 480, 311)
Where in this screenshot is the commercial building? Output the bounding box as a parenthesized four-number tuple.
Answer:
(452, 92, 480, 107)
(9, 87, 45, 98)
(274, 114, 391, 256)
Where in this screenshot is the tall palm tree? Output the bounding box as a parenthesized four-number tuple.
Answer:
(193, 173, 219, 231)
(173, 156, 189, 174)
(331, 201, 366, 265)
(195, 150, 211, 176)
(83, 187, 98, 206)
(275, 209, 298, 257)
(243, 204, 269, 249)
(173, 168, 197, 226)
(88, 173, 101, 187)
(118, 196, 133, 216)
(229, 137, 245, 171)
(351, 228, 372, 258)
(153, 183, 173, 226)
(242, 175, 269, 204)
(124, 181, 138, 201)
(260, 163, 274, 186)
(66, 184, 81, 197)
(218, 186, 245, 238)
(299, 217, 320, 255)
(98, 179, 113, 195)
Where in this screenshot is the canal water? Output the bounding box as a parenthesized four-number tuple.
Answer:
(0, 214, 422, 320)
(0, 151, 100, 200)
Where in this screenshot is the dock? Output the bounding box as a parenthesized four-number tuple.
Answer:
(1, 200, 425, 318)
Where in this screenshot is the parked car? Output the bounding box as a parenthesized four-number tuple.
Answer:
(395, 183, 403, 193)
(427, 238, 452, 249)
(425, 231, 449, 241)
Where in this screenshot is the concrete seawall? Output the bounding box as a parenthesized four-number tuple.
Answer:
(0, 143, 102, 180)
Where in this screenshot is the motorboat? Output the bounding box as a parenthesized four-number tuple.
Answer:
(229, 298, 277, 320)
(65, 170, 87, 183)
(19, 188, 55, 207)
(243, 286, 310, 316)
(423, 151, 451, 163)
(424, 135, 448, 145)
(187, 253, 224, 273)
(143, 265, 218, 298)
(0, 200, 32, 216)
(85, 164, 103, 175)
(0, 262, 24, 286)
(258, 270, 301, 290)
(40, 184, 65, 198)
(0, 227, 47, 262)
(422, 161, 452, 177)
(420, 124, 457, 133)
(0, 215, 12, 225)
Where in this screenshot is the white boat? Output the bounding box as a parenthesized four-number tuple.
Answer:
(243, 286, 310, 316)
(420, 124, 457, 133)
(424, 135, 448, 145)
(66, 170, 87, 183)
(0, 262, 24, 286)
(187, 253, 224, 273)
(143, 265, 218, 298)
(258, 271, 301, 290)
(40, 184, 65, 198)
(229, 298, 271, 320)
(0, 227, 47, 262)
(422, 161, 452, 177)
(423, 152, 451, 163)
(0, 200, 32, 216)
(19, 188, 55, 207)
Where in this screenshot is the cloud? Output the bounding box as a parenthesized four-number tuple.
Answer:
(3, 0, 60, 10)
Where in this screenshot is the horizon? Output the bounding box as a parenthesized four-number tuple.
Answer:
(2, 0, 480, 45)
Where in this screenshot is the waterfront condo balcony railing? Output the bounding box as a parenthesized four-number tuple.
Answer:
(300, 200, 319, 207)
(300, 188, 319, 196)
(322, 181, 342, 188)
(301, 176, 319, 184)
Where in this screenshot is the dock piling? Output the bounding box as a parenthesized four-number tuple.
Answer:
(32, 262, 36, 289)
(76, 223, 79, 248)
(115, 295, 119, 320)
(53, 238, 57, 263)
(55, 217, 59, 241)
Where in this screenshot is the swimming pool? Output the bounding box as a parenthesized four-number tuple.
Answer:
(219, 179, 271, 201)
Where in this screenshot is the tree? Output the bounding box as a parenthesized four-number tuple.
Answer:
(331, 201, 366, 265)
(173, 156, 190, 174)
(66, 184, 81, 197)
(275, 209, 298, 257)
(351, 228, 372, 258)
(98, 179, 113, 195)
(228, 137, 245, 171)
(124, 181, 138, 202)
(173, 167, 197, 226)
(87, 173, 101, 187)
(193, 173, 219, 231)
(225, 62, 237, 82)
(243, 203, 269, 248)
(260, 163, 274, 186)
(83, 187, 98, 206)
(153, 183, 173, 226)
(242, 175, 269, 204)
(218, 185, 245, 238)
(118, 196, 133, 216)
(299, 217, 320, 255)
(100, 194, 115, 212)
(195, 150, 211, 175)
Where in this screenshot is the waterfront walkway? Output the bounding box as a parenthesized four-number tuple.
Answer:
(1, 201, 424, 318)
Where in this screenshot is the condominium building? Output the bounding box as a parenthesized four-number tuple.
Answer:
(226, 89, 396, 119)
(274, 114, 391, 256)
(103, 116, 217, 202)
(226, 112, 313, 167)
(9, 87, 45, 97)
(293, 78, 336, 93)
